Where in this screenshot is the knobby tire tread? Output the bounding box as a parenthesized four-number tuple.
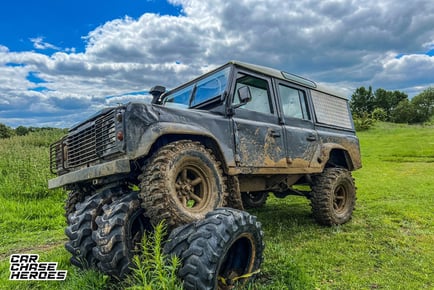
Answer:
(164, 207, 264, 290)
(310, 167, 356, 226)
(138, 140, 227, 231)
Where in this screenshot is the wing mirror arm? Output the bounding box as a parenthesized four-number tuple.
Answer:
(232, 86, 252, 109)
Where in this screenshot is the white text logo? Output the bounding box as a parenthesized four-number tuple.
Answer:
(9, 254, 67, 280)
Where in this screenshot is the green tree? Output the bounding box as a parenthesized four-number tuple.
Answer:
(411, 87, 434, 123)
(391, 99, 415, 123)
(374, 89, 408, 120)
(0, 123, 13, 138)
(350, 86, 375, 117)
(15, 126, 29, 136)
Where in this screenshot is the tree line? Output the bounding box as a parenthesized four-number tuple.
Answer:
(0, 124, 66, 139)
(350, 86, 434, 126)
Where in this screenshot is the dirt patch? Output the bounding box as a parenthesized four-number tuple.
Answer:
(0, 239, 66, 261)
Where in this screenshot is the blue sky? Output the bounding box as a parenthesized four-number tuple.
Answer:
(1, 0, 434, 128)
(0, 0, 181, 53)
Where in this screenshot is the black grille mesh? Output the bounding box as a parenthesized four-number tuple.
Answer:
(50, 109, 117, 173)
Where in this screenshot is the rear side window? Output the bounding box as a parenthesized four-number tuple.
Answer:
(278, 84, 310, 120)
(311, 90, 353, 129)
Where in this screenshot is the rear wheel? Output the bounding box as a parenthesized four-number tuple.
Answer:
(310, 168, 356, 226)
(139, 140, 226, 230)
(241, 191, 268, 209)
(164, 208, 264, 290)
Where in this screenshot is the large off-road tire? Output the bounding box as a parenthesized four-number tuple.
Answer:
(310, 167, 356, 226)
(224, 175, 244, 210)
(65, 188, 117, 268)
(164, 208, 264, 290)
(241, 191, 268, 209)
(92, 191, 151, 278)
(139, 140, 227, 230)
(64, 190, 85, 219)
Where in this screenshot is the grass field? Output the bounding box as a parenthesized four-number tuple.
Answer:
(0, 123, 433, 289)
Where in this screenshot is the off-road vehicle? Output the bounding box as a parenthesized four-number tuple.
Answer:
(49, 61, 361, 284)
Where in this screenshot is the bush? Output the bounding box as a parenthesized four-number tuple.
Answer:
(391, 99, 414, 123)
(371, 107, 387, 121)
(353, 112, 374, 131)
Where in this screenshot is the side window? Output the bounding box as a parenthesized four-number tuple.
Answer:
(191, 67, 230, 107)
(279, 84, 310, 120)
(233, 74, 274, 115)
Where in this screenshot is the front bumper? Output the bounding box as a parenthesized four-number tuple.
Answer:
(48, 158, 131, 189)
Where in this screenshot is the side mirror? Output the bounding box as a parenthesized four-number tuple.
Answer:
(228, 86, 252, 115)
(237, 86, 252, 105)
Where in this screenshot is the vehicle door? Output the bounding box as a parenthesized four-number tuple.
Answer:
(231, 71, 287, 168)
(275, 81, 320, 168)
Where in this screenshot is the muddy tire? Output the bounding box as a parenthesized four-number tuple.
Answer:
(164, 208, 264, 290)
(310, 168, 356, 226)
(224, 175, 244, 210)
(92, 191, 151, 278)
(139, 140, 226, 230)
(64, 190, 85, 220)
(65, 189, 115, 268)
(242, 192, 268, 209)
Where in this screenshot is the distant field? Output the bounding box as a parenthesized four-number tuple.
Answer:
(0, 123, 433, 289)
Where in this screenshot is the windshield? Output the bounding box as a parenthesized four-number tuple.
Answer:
(163, 67, 230, 108)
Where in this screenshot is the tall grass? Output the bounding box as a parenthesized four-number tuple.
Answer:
(0, 130, 65, 200)
(0, 123, 433, 289)
(0, 130, 67, 260)
(122, 222, 183, 290)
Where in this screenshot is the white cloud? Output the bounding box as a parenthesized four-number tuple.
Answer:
(375, 53, 434, 88)
(30, 36, 61, 50)
(1, 0, 434, 127)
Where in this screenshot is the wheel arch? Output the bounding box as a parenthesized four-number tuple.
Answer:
(132, 123, 234, 174)
(320, 144, 355, 171)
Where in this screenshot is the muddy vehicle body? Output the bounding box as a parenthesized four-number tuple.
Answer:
(49, 61, 361, 282)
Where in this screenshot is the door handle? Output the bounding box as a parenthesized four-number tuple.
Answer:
(307, 134, 317, 142)
(270, 130, 281, 138)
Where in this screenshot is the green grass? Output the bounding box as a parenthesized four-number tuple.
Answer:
(249, 122, 434, 289)
(122, 222, 183, 290)
(1, 122, 433, 289)
(0, 131, 66, 259)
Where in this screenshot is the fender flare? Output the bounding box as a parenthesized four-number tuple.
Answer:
(130, 122, 236, 170)
(319, 143, 355, 170)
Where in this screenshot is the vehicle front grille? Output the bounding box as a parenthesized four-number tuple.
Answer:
(50, 109, 121, 174)
(50, 139, 65, 174)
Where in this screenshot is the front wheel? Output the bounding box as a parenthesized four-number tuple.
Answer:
(92, 191, 151, 278)
(164, 208, 264, 290)
(139, 140, 226, 230)
(64, 190, 85, 219)
(65, 188, 115, 269)
(310, 168, 356, 226)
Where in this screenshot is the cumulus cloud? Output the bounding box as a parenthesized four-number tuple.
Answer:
(1, 0, 434, 127)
